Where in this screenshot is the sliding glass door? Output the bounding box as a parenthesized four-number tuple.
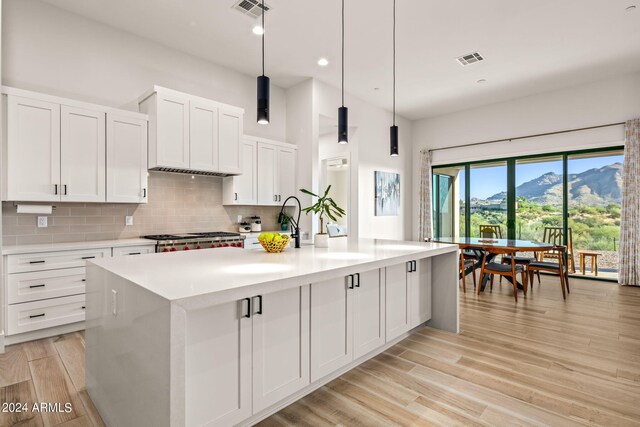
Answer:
(432, 147, 624, 281)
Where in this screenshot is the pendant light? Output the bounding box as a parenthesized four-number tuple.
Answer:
(338, 0, 348, 144)
(257, 0, 269, 125)
(390, 0, 399, 156)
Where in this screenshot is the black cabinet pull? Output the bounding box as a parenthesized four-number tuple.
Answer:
(29, 284, 46, 289)
(254, 295, 263, 315)
(143, 188, 147, 198)
(29, 260, 45, 264)
(82, 256, 96, 260)
(82, 306, 86, 309)
(235, 192, 238, 201)
(346, 275, 354, 289)
(54, 184, 58, 195)
(242, 298, 251, 318)
(412, 260, 417, 272)
(63, 184, 68, 195)
(129, 252, 141, 256)
(354, 273, 360, 288)
(407, 261, 413, 272)
(82, 279, 86, 282)
(29, 313, 45, 319)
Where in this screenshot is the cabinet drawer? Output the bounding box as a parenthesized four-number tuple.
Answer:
(7, 294, 85, 335)
(112, 245, 155, 256)
(7, 248, 110, 273)
(8, 267, 86, 304)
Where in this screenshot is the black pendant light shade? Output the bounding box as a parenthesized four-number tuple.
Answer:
(257, 0, 269, 125)
(338, 0, 348, 144)
(390, 125, 399, 156)
(338, 106, 348, 144)
(257, 75, 270, 125)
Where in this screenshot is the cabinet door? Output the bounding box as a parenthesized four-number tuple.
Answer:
(409, 258, 432, 328)
(185, 300, 251, 427)
(253, 285, 310, 412)
(218, 109, 243, 174)
(257, 143, 277, 205)
(276, 146, 296, 201)
(106, 114, 148, 203)
(236, 140, 257, 204)
(60, 105, 106, 202)
(353, 269, 385, 359)
(310, 276, 353, 382)
(385, 263, 410, 342)
(5, 95, 61, 201)
(189, 100, 218, 172)
(156, 93, 190, 168)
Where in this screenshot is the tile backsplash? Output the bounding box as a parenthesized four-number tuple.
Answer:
(2, 172, 283, 246)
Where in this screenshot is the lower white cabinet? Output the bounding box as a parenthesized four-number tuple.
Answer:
(385, 262, 411, 341)
(185, 285, 310, 427)
(112, 245, 155, 257)
(7, 294, 85, 335)
(409, 258, 432, 328)
(7, 267, 85, 305)
(310, 269, 384, 381)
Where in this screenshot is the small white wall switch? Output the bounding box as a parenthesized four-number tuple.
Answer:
(237, 215, 243, 223)
(111, 289, 118, 316)
(125, 216, 134, 226)
(37, 216, 48, 228)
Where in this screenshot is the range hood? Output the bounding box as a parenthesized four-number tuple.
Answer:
(149, 167, 236, 177)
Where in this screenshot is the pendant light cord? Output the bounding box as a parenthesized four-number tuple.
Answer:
(341, 0, 345, 107)
(262, 0, 265, 76)
(392, 0, 396, 126)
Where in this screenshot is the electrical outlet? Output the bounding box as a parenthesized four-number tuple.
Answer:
(125, 216, 134, 226)
(37, 216, 48, 228)
(111, 289, 118, 316)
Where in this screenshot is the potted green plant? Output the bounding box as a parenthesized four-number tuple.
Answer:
(278, 212, 291, 231)
(300, 185, 345, 248)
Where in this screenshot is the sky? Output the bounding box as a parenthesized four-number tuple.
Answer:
(454, 154, 623, 200)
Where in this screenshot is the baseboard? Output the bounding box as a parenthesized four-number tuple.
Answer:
(240, 320, 432, 426)
(4, 322, 85, 346)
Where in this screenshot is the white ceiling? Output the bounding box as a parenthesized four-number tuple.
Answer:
(39, 0, 640, 120)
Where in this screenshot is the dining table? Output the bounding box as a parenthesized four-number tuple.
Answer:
(433, 237, 555, 292)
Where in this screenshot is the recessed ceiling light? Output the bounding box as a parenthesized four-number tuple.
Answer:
(477, 79, 487, 84)
(252, 25, 264, 35)
(317, 58, 329, 66)
(626, 5, 637, 11)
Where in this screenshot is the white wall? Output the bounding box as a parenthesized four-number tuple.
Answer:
(313, 80, 413, 241)
(412, 71, 640, 239)
(1, 0, 287, 141)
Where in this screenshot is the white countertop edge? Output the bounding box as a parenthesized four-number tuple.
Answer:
(2, 238, 155, 255)
(88, 240, 458, 308)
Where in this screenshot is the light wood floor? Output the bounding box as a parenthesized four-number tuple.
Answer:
(1, 277, 639, 426)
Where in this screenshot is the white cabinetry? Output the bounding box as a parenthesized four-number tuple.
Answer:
(2, 87, 148, 203)
(4, 95, 60, 201)
(60, 105, 106, 202)
(257, 142, 278, 205)
(310, 269, 383, 382)
(409, 258, 432, 328)
(139, 86, 244, 175)
(277, 146, 296, 203)
(385, 262, 410, 341)
(185, 285, 310, 427)
(222, 140, 257, 205)
(107, 113, 148, 203)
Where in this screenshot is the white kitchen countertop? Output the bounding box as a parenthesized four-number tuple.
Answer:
(2, 238, 155, 255)
(88, 238, 457, 306)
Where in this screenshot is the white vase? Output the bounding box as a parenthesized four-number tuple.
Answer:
(314, 233, 329, 248)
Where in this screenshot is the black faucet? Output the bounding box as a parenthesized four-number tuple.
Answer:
(278, 196, 302, 248)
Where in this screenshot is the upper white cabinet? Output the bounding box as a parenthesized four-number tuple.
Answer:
(4, 95, 61, 202)
(2, 87, 149, 203)
(224, 136, 296, 206)
(107, 113, 149, 203)
(60, 105, 106, 202)
(139, 86, 244, 175)
(222, 140, 257, 205)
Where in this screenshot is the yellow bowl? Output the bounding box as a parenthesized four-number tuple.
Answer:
(259, 235, 291, 253)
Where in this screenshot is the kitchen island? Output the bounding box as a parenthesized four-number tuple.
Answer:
(85, 238, 458, 427)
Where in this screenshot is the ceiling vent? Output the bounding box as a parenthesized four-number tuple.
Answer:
(232, 0, 270, 19)
(456, 52, 485, 66)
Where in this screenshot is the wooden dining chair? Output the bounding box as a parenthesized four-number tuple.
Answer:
(479, 247, 528, 302)
(479, 224, 503, 239)
(527, 245, 570, 300)
(460, 252, 477, 293)
(540, 227, 576, 273)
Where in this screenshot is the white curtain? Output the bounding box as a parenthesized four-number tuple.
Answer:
(418, 149, 433, 241)
(619, 118, 640, 286)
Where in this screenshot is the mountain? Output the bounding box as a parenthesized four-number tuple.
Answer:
(488, 163, 623, 206)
